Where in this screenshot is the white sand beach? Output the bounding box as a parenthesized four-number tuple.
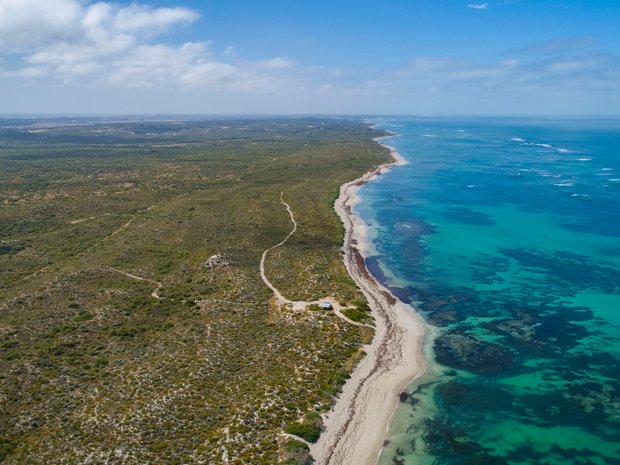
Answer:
(310, 136, 428, 465)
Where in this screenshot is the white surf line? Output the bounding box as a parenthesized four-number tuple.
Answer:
(108, 267, 163, 299)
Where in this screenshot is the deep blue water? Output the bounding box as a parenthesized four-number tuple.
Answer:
(357, 117, 620, 465)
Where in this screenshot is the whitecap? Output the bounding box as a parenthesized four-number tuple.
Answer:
(577, 158, 592, 161)
(554, 182, 575, 187)
(536, 143, 553, 148)
(510, 137, 526, 142)
(571, 194, 589, 197)
(423, 134, 436, 138)
(466, 185, 476, 188)
(536, 170, 554, 177)
(601, 168, 613, 171)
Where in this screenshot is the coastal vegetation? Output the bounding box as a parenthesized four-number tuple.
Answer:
(281, 439, 312, 465)
(0, 117, 390, 464)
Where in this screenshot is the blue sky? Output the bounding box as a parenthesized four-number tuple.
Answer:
(0, 0, 618, 115)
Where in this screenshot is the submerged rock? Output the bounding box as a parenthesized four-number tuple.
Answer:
(434, 333, 513, 373)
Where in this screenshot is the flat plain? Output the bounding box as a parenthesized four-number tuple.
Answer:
(0, 117, 389, 465)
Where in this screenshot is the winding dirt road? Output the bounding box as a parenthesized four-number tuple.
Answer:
(259, 191, 374, 329)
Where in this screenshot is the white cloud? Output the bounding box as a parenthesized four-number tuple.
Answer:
(112, 4, 198, 32)
(0, 0, 82, 51)
(467, 3, 489, 10)
(508, 36, 599, 56)
(405, 56, 514, 80)
(346, 37, 620, 114)
(0, 0, 298, 94)
(223, 46, 237, 57)
(0, 0, 196, 51)
(315, 83, 333, 95)
(372, 37, 619, 91)
(255, 57, 295, 70)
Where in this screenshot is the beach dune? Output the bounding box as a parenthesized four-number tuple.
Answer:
(310, 136, 427, 465)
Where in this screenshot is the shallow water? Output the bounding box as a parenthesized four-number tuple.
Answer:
(358, 117, 620, 465)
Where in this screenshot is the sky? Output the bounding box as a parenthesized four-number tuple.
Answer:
(0, 0, 619, 115)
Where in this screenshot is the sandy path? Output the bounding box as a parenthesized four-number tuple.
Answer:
(309, 135, 427, 465)
(259, 193, 376, 328)
(108, 267, 162, 299)
(259, 192, 297, 303)
(18, 205, 154, 284)
(68, 216, 96, 224)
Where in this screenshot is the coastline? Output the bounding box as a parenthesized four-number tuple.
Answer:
(310, 133, 428, 465)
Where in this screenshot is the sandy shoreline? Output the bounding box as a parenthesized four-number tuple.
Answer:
(309, 134, 428, 465)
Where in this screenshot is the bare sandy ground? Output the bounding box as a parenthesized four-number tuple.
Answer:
(309, 135, 428, 465)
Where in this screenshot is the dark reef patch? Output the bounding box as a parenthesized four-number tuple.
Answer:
(365, 256, 389, 285)
(483, 305, 592, 355)
(517, 388, 611, 427)
(440, 207, 496, 226)
(500, 248, 620, 294)
(437, 382, 514, 411)
(394, 217, 436, 236)
(434, 333, 514, 373)
(416, 286, 485, 323)
(387, 286, 413, 304)
(422, 418, 506, 465)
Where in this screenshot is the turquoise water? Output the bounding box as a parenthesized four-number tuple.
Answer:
(358, 118, 620, 465)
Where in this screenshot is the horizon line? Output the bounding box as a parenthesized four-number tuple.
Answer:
(1, 113, 620, 120)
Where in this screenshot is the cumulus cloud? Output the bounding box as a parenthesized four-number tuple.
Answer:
(0, 0, 299, 93)
(0, 0, 81, 51)
(0, 0, 197, 51)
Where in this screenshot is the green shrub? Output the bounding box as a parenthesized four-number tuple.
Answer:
(110, 327, 137, 337)
(0, 438, 16, 460)
(284, 423, 320, 443)
(351, 298, 370, 312)
(283, 439, 309, 453)
(342, 308, 366, 322)
(282, 439, 312, 465)
(304, 411, 322, 424)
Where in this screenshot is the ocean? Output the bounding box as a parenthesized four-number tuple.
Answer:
(356, 117, 620, 465)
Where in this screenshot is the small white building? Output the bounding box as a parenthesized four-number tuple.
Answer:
(319, 302, 333, 310)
